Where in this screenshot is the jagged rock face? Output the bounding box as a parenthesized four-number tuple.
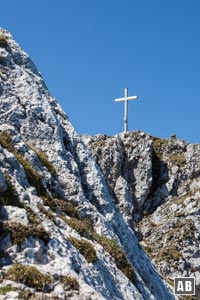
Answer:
(85, 132, 200, 298)
(0, 29, 175, 299)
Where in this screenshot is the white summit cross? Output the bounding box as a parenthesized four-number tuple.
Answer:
(115, 87, 138, 132)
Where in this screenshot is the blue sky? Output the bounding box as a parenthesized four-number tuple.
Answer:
(1, 1, 200, 143)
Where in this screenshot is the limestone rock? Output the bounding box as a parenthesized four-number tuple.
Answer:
(0, 206, 28, 225)
(86, 133, 200, 298)
(0, 28, 175, 300)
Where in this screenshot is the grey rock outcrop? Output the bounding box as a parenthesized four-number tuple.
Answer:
(0, 29, 175, 299)
(85, 132, 200, 298)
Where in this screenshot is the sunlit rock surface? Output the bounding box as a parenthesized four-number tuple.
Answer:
(85, 132, 200, 298)
(0, 28, 180, 299)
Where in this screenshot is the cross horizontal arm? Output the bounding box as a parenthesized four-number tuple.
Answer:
(115, 97, 126, 102)
(127, 96, 138, 100)
(115, 95, 138, 102)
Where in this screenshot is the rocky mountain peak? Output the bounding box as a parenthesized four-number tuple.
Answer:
(85, 131, 200, 298)
(0, 29, 197, 299)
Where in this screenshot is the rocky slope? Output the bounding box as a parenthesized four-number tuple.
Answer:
(84, 132, 200, 299)
(0, 29, 177, 299)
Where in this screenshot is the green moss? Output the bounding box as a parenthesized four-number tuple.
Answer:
(6, 264, 52, 291)
(0, 35, 8, 47)
(3, 222, 50, 245)
(68, 237, 97, 263)
(91, 233, 136, 283)
(28, 145, 57, 176)
(0, 286, 16, 295)
(61, 276, 79, 291)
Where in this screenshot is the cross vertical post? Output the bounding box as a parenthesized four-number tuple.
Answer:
(124, 87, 128, 132)
(115, 87, 138, 133)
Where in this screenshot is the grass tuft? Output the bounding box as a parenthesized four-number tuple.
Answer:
(64, 217, 93, 238)
(5, 264, 52, 291)
(28, 145, 57, 176)
(0, 286, 16, 295)
(91, 233, 136, 283)
(61, 276, 79, 291)
(42, 196, 79, 218)
(0, 35, 8, 47)
(0, 131, 46, 197)
(3, 222, 50, 245)
(68, 237, 97, 263)
(0, 174, 21, 207)
(37, 203, 56, 223)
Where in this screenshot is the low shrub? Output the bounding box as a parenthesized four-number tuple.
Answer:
(152, 137, 168, 158)
(61, 275, 79, 291)
(28, 145, 57, 176)
(0, 174, 21, 207)
(42, 196, 79, 218)
(63, 213, 136, 283)
(169, 153, 186, 166)
(6, 264, 52, 291)
(3, 222, 50, 245)
(0, 131, 13, 151)
(0, 286, 16, 295)
(0, 36, 8, 47)
(37, 203, 56, 223)
(65, 217, 93, 238)
(68, 237, 97, 263)
(25, 206, 40, 224)
(0, 131, 46, 197)
(15, 153, 46, 197)
(91, 233, 136, 283)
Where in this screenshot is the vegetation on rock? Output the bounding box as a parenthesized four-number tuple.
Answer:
(15, 154, 46, 197)
(0, 131, 46, 197)
(5, 264, 52, 291)
(61, 214, 136, 283)
(42, 196, 79, 218)
(0, 174, 21, 207)
(0, 286, 16, 295)
(0, 35, 8, 47)
(91, 233, 136, 283)
(61, 275, 79, 291)
(68, 236, 97, 263)
(64, 217, 93, 238)
(169, 153, 186, 166)
(3, 222, 50, 245)
(37, 203, 56, 224)
(28, 144, 57, 176)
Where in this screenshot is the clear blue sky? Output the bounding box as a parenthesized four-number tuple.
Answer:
(1, 1, 200, 143)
